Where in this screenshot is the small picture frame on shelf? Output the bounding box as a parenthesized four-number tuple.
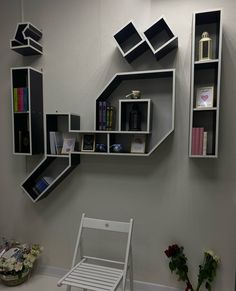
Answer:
(61, 137, 76, 154)
(196, 86, 214, 108)
(81, 134, 95, 151)
(130, 134, 146, 153)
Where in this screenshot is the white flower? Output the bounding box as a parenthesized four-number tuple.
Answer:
(14, 262, 23, 272)
(205, 250, 220, 263)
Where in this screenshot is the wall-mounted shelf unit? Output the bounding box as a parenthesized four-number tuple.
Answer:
(11, 67, 44, 155)
(189, 9, 222, 158)
(70, 69, 175, 156)
(143, 17, 178, 60)
(113, 21, 148, 63)
(10, 22, 43, 56)
(21, 113, 80, 202)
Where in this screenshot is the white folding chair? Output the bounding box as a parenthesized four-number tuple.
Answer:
(57, 213, 134, 291)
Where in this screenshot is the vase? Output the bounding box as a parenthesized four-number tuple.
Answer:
(0, 269, 30, 286)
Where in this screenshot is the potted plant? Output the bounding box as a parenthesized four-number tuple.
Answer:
(164, 244, 219, 291)
(0, 238, 43, 286)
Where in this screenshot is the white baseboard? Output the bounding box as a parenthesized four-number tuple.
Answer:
(38, 265, 181, 291)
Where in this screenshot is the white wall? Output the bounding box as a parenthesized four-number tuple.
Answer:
(0, 0, 236, 290)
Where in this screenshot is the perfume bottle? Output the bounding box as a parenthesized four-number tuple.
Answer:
(129, 104, 141, 131)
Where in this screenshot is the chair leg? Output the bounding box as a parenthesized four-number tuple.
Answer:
(66, 286, 71, 291)
(129, 250, 134, 291)
(129, 265, 134, 291)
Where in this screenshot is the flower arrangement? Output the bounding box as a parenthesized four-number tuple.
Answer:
(0, 238, 43, 285)
(164, 244, 219, 291)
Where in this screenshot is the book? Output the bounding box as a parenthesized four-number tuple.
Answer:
(55, 132, 63, 154)
(13, 88, 18, 112)
(191, 127, 204, 155)
(17, 88, 24, 112)
(98, 101, 103, 130)
(191, 128, 196, 155)
(49, 132, 56, 154)
(49, 131, 63, 155)
(33, 176, 53, 195)
(203, 131, 208, 155)
(102, 101, 107, 130)
(61, 137, 76, 154)
(198, 127, 204, 155)
(106, 106, 115, 130)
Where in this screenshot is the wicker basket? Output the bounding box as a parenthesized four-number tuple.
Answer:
(0, 269, 30, 286)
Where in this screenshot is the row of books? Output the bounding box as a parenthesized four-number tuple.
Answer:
(49, 131, 76, 155)
(191, 127, 209, 155)
(13, 87, 28, 112)
(98, 101, 115, 130)
(33, 176, 54, 195)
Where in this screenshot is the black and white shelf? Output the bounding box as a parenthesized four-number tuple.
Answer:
(10, 22, 43, 56)
(189, 9, 222, 158)
(11, 67, 44, 155)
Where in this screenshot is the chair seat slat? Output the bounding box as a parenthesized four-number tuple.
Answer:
(64, 277, 113, 290)
(75, 266, 121, 278)
(68, 274, 115, 286)
(72, 269, 120, 282)
(81, 262, 123, 274)
(62, 279, 111, 291)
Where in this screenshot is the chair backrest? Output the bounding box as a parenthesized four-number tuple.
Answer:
(71, 213, 133, 269)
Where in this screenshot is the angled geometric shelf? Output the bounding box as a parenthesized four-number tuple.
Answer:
(71, 69, 176, 156)
(21, 113, 80, 202)
(113, 21, 148, 63)
(20, 71, 175, 202)
(143, 16, 178, 60)
(10, 22, 43, 56)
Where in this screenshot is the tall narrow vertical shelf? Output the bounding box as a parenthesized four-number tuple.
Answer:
(189, 9, 222, 158)
(21, 113, 80, 202)
(11, 67, 44, 155)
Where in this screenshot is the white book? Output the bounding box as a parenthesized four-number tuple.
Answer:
(49, 132, 56, 154)
(203, 131, 207, 155)
(54, 132, 63, 154)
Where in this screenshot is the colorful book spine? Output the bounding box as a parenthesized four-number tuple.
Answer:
(17, 88, 24, 112)
(102, 101, 107, 130)
(198, 127, 204, 155)
(13, 88, 18, 112)
(203, 131, 208, 155)
(98, 101, 103, 130)
(191, 127, 204, 155)
(191, 127, 196, 155)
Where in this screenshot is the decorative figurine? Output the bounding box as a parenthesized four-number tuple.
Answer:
(129, 104, 141, 131)
(125, 90, 141, 99)
(199, 32, 212, 61)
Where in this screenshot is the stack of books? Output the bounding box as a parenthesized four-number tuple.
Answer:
(98, 101, 115, 130)
(33, 176, 53, 195)
(13, 87, 28, 112)
(49, 131, 63, 154)
(191, 127, 208, 155)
